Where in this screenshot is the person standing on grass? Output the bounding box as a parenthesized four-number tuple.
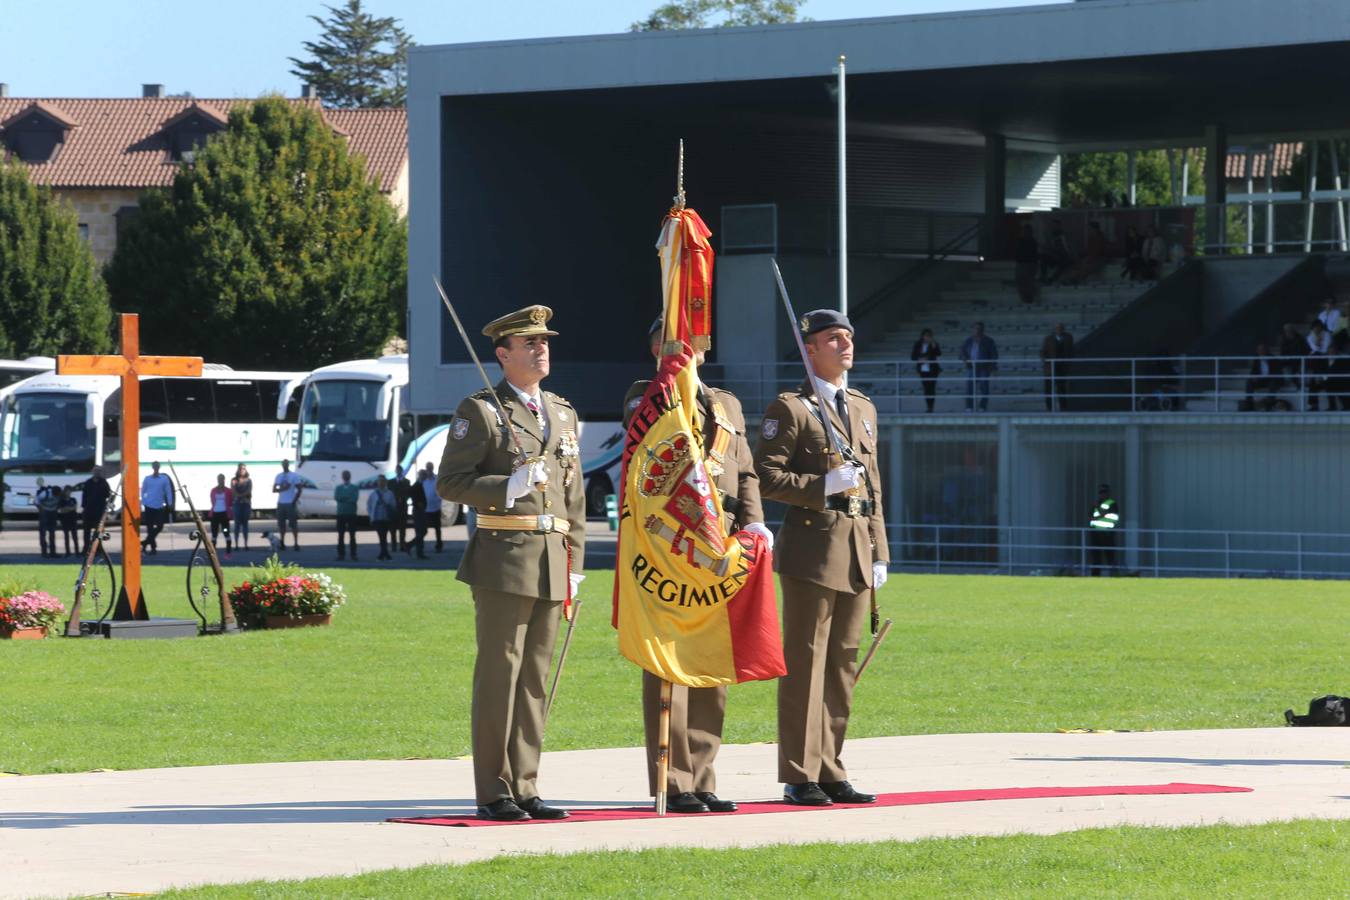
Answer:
(422, 462, 444, 552)
(140, 463, 174, 555)
(58, 486, 80, 556)
(436, 305, 586, 823)
(409, 468, 428, 559)
(35, 477, 60, 557)
(77, 467, 111, 552)
(334, 470, 359, 561)
(366, 475, 395, 561)
(231, 464, 253, 551)
(272, 459, 303, 550)
(1087, 483, 1121, 576)
(754, 309, 888, 809)
(208, 474, 233, 555)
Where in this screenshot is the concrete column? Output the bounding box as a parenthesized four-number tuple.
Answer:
(1124, 424, 1142, 572)
(886, 423, 904, 566)
(982, 133, 1007, 259)
(1204, 125, 1228, 253)
(997, 418, 1013, 571)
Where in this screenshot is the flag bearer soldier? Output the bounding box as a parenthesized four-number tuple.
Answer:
(753, 309, 889, 807)
(623, 318, 775, 813)
(437, 305, 586, 822)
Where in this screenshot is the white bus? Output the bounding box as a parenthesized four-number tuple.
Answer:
(0, 366, 306, 515)
(0, 357, 55, 400)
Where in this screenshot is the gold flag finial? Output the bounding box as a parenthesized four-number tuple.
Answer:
(673, 139, 686, 211)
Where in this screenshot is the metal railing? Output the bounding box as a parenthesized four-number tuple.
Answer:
(703, 354, 1350, 415)
(773, 203, 983, 259)
(881, 522, 1350, 580)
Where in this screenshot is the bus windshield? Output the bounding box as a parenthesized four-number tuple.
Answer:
(0, 391, 96, 473)
(299, 379, 391, 463)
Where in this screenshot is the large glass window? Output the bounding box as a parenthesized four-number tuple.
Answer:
(164, 379, 213, 422)
(299, 379, 390, 463)
(140, 380, 170, 426)
(0, 392, 95, 473)
(214, 381, 262, 423)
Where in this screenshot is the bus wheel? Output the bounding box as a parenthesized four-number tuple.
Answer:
(585, 475, 613, 518)
(440, 501, 462, 527)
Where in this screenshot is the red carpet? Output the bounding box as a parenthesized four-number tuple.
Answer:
(389, 782, 1251, 827)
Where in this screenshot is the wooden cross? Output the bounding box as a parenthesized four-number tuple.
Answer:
(58, 314, 203, 620)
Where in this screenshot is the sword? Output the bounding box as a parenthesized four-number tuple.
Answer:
(545, 597, 582, 725)
(855, 617, 893, 684)
(432, 275, 530, 466)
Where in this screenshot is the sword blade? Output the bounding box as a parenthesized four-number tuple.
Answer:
(432, 275, 527, 461)
(855, 617, 893, 684)
(770, 259, 846, 460)
(545, 597, 582, 723)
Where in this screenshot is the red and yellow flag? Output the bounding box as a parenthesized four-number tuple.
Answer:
(612, 206, 785, 688)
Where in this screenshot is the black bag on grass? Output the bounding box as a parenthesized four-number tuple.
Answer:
(1285, 695, 1350, 726)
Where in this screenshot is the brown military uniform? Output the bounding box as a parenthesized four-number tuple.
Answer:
(623, 379, 763, 795)
(437, 377, 585, 805)
(753, 382, 887, 785)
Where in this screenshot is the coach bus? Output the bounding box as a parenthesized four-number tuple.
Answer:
(0, 357, 55, 398)
(0, 366, 305, 515)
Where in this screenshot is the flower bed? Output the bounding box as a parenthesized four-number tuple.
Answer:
(228, 557, 347, 630)
(0, 591, 65, 639)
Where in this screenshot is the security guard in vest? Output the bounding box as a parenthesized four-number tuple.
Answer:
(622, 317, 773, 814)
(436, 305, 586, 822)
(1087, 483, 1120, 576)
(753, 309, 889, 807)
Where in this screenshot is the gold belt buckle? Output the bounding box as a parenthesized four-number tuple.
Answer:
(846, 496, 862, 517)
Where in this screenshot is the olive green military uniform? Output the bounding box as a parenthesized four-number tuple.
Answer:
(623, 379, 764, 796)
(753, 382, 887, 785)
(436, 310, 585, 807)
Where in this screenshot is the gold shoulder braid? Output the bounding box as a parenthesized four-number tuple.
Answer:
(557, 429, 580, 487)
(703, 396, 734, 479)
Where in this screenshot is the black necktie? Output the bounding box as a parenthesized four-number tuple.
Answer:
(835, 390, 851, 440)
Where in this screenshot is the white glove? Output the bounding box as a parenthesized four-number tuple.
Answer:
(744, 521, 775, 550)
(569, 572, 585, 597)
(824, 464, 863, 496)
(505, 461, 549, 508)
(872, 562, 889, 590)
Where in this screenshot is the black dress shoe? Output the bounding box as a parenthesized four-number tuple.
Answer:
(476, 798, 529, 821)
(665, 791, 710, 813)
(820, 780, 877, 804)
(783, 782, 833, 806)
(695, 791, 737, 812)
(517, 797, 569, 820)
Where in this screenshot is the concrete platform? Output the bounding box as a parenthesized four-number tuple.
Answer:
(5, 728, 1349, 899)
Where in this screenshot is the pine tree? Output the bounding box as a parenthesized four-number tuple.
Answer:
(289, 0, 413, 108)
(105, 97, 406, 369)
(633, 0, 805, 31)
(0, 159, 111, 357)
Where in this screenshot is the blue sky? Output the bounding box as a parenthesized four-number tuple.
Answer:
(2, 0, 1059, 98)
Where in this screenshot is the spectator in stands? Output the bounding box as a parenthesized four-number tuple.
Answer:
(959, 322, 998, 412)
(1120, 226, 1145, 281)
(1278, 323, 1306, 390)
(1329, 331, 1350, 411)
(911, 328, 942, 413)
(1015, 224, 1039, 303)
(1336, 301, 1350, 338)
(1040, 323, 1074, 412)
(1306, 319, 1332, 410)
(1317, 298, 1341, 334)
(1242, 342, 1279, 411)
(1039, 220, 1072, 284)
(1066, 221, 1107, 284)
(1142, 226, 1167, 280)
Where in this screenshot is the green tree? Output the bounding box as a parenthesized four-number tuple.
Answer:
(633, 0, 805, 31)
(0, 159, 111, 357)
(1061, 150, 1179, 208)
(106, 96, 406, 369)
(289, 0, 413, 108)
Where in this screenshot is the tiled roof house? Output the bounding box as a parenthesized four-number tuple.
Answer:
(0, 85, 407, 263)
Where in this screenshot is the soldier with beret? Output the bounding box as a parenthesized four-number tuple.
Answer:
(622, 318, 773, 814)
(753, 308, 889, 807)
(436, 305, 586, 822)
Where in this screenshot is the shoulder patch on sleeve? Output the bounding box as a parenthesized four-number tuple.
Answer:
(451, 417, 470, 440)
(761, 418, 779, 440)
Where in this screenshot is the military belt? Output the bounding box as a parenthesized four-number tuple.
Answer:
(824, 495, 875, 517)
(477, 513, 571, 534)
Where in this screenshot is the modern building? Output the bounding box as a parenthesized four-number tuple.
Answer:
(407, 0, 1350, 577)
(0, 85, 408, 263)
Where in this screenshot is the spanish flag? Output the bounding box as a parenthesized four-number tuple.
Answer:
(612, 205, 786, 688)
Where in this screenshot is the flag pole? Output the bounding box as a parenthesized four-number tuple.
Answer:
(656, 679, 673, 816)
(837, 54, 847, 315)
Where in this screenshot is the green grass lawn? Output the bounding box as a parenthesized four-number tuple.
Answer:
(157, 819, 1350, 899)
(1, 565, 1346, 775)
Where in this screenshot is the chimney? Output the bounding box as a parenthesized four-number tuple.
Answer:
(300, 83, 318, 100)
(142, 84, 165, 98)
(0, 83, 8, 98)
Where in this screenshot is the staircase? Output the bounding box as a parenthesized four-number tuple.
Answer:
(860, 260, 1155, 412)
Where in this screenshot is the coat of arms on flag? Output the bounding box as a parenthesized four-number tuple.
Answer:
(612, 191, 785, 690)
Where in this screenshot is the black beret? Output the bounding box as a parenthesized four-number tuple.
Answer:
(799, 308, 854, 336)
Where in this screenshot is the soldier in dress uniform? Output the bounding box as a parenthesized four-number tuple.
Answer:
(436, 304, 586, 822)
(753, 309, 889, 807)
(622, 318, 774, 814)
